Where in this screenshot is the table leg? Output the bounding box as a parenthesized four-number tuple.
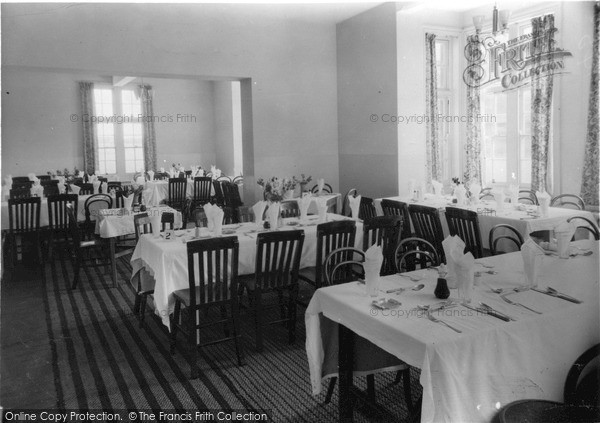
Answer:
(110, 238, 117, 288)
(338, 324, 355, 422)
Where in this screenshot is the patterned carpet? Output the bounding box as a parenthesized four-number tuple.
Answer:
(2, 253, 421, 422)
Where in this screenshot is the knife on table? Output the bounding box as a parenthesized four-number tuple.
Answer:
(531, 287, 582, 304)
(462, 303, 511, 322)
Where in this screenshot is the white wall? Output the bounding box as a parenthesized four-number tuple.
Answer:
(213, 81, 235, 177)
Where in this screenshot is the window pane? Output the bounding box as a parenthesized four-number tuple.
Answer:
(105, 161, 117, 175)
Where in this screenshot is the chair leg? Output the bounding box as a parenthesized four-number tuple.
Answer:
(288, 290, 297, 345)
(366, 374, 376, 401)
(402, 368, 414, 415)
(71, 258, 81, 289)
(254, 291, 264, 352)
(231, 303, 244, 366)
(139, 294, 148, 328)
(323, 377, 337, 404)
(188, 324, 200, 379)
(220, 305, 230, 338)
(133, 273, 142, 314)
(170, 301, 181, 355)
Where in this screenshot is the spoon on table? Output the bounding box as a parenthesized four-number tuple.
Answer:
(400, 274, 423, 282)
(386, 283, 425, 294)
(486, 284, 529, 294)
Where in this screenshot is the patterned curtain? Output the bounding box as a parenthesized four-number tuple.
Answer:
(425, 33, 442, 182)
(580, 4, 599, 207)
(79, 82, 96, 174)
(463, 35, 483, 187)
(530, 14, 555, 193)
(139, 84, 157, 172)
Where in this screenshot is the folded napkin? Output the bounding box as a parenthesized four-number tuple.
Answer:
(70, 185, 81, 195)
(123, 194, 134, 210)
(451, 247, 475, 301)
(537, 191, 551, 217)
(2, 185, 10, 201)
(316, 197, 328, 223)
(266, 202, 281, 230)
(204, 203, 217, 232)
(554, 220, 576, 258)
(135, 175, 146, 185)
(160, 167, 165, 173)
(299, 193, 312, 221)
(349, 194, 361, 221)
(316, 178, 325, 195)
(252, 201, 268, 223)
(442, 235, 466, 289)
(521, 238, 545, 287)
(211, 165, 221, 179)
(30, 184, 44, 197)
(57, 181, 66, 194)
(469, 182, 481, 203)
(101, 182, 108, 194)
(213, 207, 224, 235)
(92, 180, 101, 194)
(197, 168, 205, 177)
(89, 174, 97, 183)
(454, 184, 467, 205)
(364, 244, 384, 296)
(147, 170, 155, 181)
(151, 214, 162, 237)
(492, 188, 506, 211)
(168, 169, 176, 178)
(431, 180, 443, 197)
(27, 173, 37, 181)
(4, 175, 13, 189)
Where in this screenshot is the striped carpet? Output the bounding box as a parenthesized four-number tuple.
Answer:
(3, 253, 421, 422)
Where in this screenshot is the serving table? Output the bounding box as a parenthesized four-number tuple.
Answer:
(306, 240, 599, 422)
(131, 213, 363, 329)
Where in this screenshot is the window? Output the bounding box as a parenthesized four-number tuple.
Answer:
(480, 23, 539, 186)
(93, 86, 144, 176)
(435, 37, 455, 181)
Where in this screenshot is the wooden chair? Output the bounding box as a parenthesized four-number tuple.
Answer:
(83, 194, 113, 240)
(489, 224, 524, 255)
(280, 201, 300, 218)
(41, 180, 59, 197)
(9, 188, 31, 199)
(169, 237, 243, 378)
(192, 177, 212, 208)
(75, 183, 94, 195)
(297, 220, 356, 303)
(381, 199, 412, 241)
(551, 194, 585, 210)
(132, 213, 156, 327)
(479, 187, 495, 201)
(567, 216, 600, 241)
(67, 204, 110, 289)
(161, 212, 176, 230)
(6, 197, 42, 270)
(106, 181, 122, 193)
(212, 181, 225, 207)
(363, 216, 403, 276)
(47, 194, 78, 259)
(445, 207, 484, 259)
(193, 209, 209, 228)
(232, 175, 244, 185)
(37, 175, 51, 182)
(358, 196, 377, 221)
(408, 204, 446, 263)
(323, 247, 365, 286)
(240, 230, 305, 351)
(167, 178, 187, 212)
(394, 237, 440, 273)
(217, 175, 232, 183)
(342, 188, 358, 217)
(310, 183, 333, 194)
(237, 206, 254, 223)
(222, 182, 243, 208)
(518, 190, 539, 205)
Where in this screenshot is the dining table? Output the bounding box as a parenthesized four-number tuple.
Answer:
(305, 240, 599, 422)
(130, 213, 363, 329)
(375, 194, 596, 249)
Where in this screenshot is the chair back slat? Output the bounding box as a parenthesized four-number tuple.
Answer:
(134, 213, 152, 240)
(445, 207, 484, 259)
(255, 231, 304, 291)
(213, 181, 225, 206)
(381, 199, 412, 240)
(193, 177, 212, 206)
(280, 201, 300, 218)
(363, 215, 402, 276)
(394, 237, 440, 272)
(8, 197, 41, 234)
(358, 197, 377, 220)
(408, 204, 446, 263)
(47, 194, 78, 230)
(168, 178, 187, 211)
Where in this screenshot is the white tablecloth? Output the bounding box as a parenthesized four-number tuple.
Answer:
(95, 205, 182, 238)
(305, 240, 599, 423)
(375, 195, 596, 249)
(131, 213, 363, 328)
(1, 194, 90, 230)
(143, 180, 194, 207)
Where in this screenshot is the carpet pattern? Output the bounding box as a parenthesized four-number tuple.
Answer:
(5, 253, 421, 422)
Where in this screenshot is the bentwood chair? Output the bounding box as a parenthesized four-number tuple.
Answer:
(280, 201, 300, 218)
(167, 178, 188, 212)
(408, 204, 446, 263)
(212, 181, 226, 207)
(381, 199, 412, 240)
(6, 197, 42, 270)
(489, 224, 524, 255)
(394, 237, 440, 273)
(358, 196, 377, 221)
(323, 247, 365, 286)
(132, 213, 156, 327)
(83, 194, 112, 239)
(170, 237, 243, 379)
(518, 190, 539, 205)
(217, 175, 233, 183)
(47, 194, 78, 259)
(192, 177, 212, 209)
(479, 188, 495, 201)
(297, 220, 356, 304)
(363, 216, 403, 276)
(567, 216, 600, 241)
(240, 230, 304, 351)
(67, 204, 110, 289)
(310, 183, 333, 194)
(551, 194, 585, 210)
(445, 207, 484, 259)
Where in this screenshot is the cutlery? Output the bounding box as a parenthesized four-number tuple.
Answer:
(531, 287, 582, 304)
(426, 312, 462, 333)
(417, 301, 457, 312)
(371, 298, 402, 310)
(499, 294, 542, 314)
(485, 283, 529, 294)
(400, 274, 422, 282)
(462, 303, 510, 322)
(385, 283, 425, 294)
(479, 302, 518, 320)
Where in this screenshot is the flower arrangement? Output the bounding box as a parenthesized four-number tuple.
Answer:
(451, 177, 462, 186)
(258, 177, 297, 202)
(297, 174, 312, 184)
(55, 167, 80, 183)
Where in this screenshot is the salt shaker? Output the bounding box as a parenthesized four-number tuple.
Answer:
(434, 265, 450, 299)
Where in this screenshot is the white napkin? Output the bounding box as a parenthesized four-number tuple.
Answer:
(92, 180, 101, 194)
(451, 249, 475, 301)
(469, 182, 481, 203)
(492, 189, 506, 211)
(317, 178, 325, 195)
(151, 214, 162, 237)
(27, 173, 37, 181)
(135, 175, 146, 185)
(160, 167, 165, 173)
(57, 181, 66, 194)
(521, 238, 545, 287)
(30, 184, 44, 197)
(211, 165, 221, 179)
(442, 235, 466, 289)
(70, 185, 81, 195)
(147, 170, 155, 181)
(204, 203, 216, 231)
(101, 182, 108, 194)
(252, 201, 268, 223)
(554, 221, 576, 258)
(168, 169, 176, 178)
(364, 244, 384, 296)
(454, 185, 467, 205)
(431, 180, 443, 197)
(89, 174, 97, 183)
(197, 168, 205, 177)
(316, 197, 328, 223)
(349, 194, 361, 221)
(4, 175, 13, 189)
(123, 194, 134, 210)
(266, 202, 281, 230)
(537, 191, 551, 217)
(299, 193, 312, 221)
(213, 207, 224, 236)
